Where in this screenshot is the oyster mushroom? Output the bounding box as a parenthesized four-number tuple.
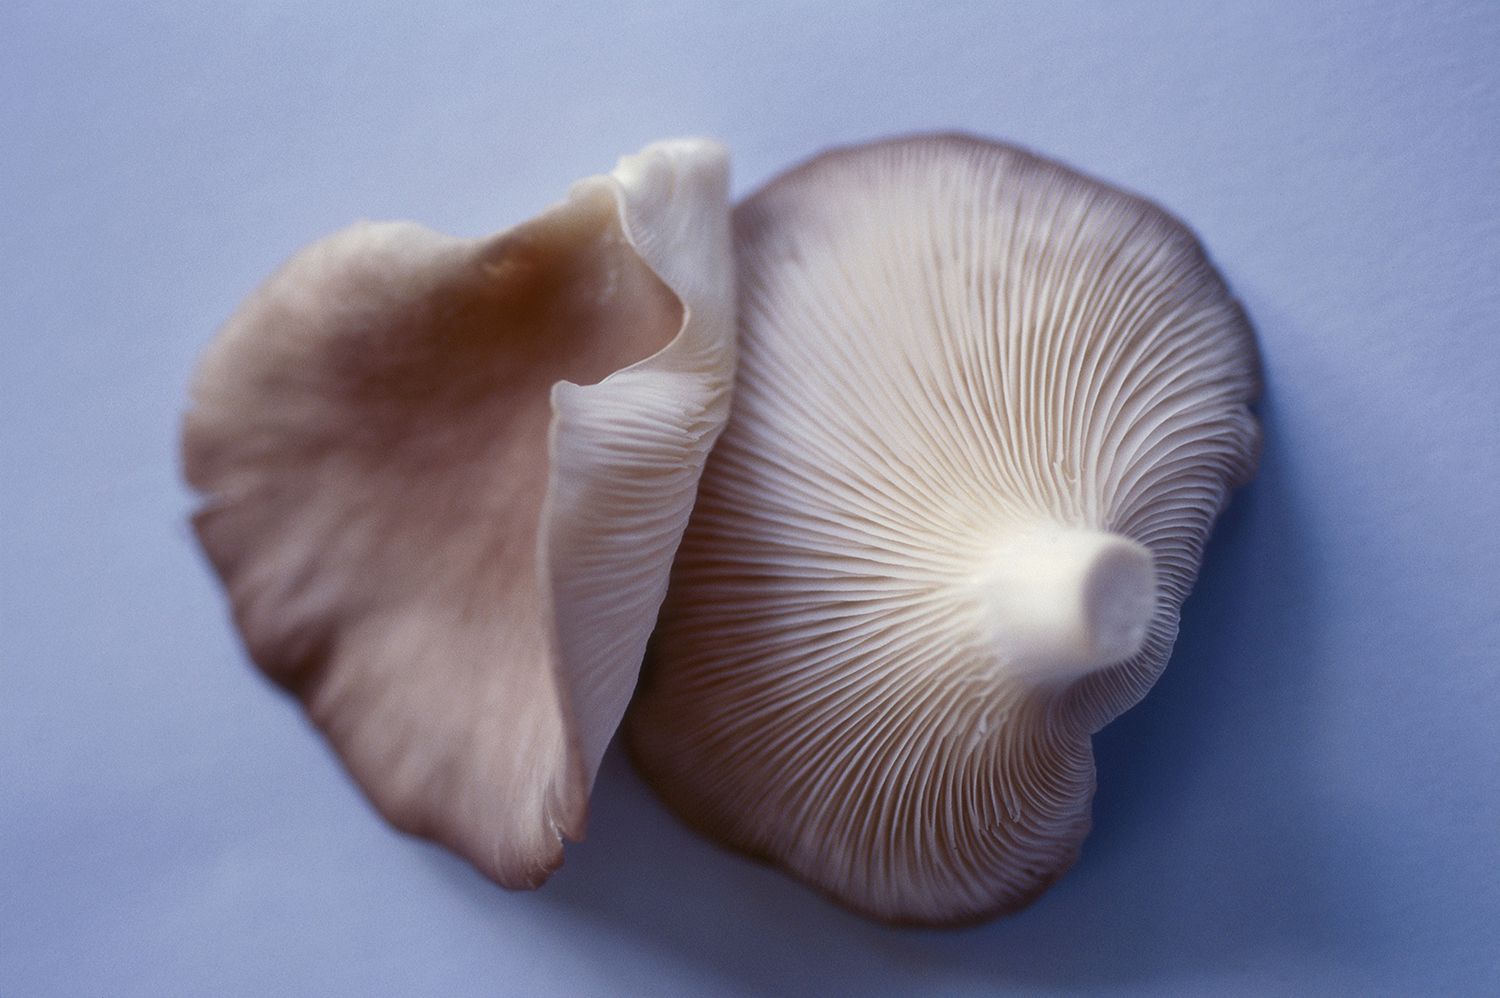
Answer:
(627, 134, 1261, 925)
(183, 138, 734, 888)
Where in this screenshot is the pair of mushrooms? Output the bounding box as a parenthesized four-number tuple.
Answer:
(184, 134, 1260, 926)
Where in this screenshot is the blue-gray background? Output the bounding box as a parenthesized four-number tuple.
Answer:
(3, 2, 1497, 994)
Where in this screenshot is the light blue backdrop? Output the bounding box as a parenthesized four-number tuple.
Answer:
(3, 2, 1496, 994)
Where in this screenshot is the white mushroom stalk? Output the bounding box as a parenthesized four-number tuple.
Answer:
(183, 139, 734, 888)
(627, 134, 1261, 925)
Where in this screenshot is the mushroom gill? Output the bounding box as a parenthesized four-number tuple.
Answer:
(626, 134, 1261, 925)
(183, 139, 734, 888)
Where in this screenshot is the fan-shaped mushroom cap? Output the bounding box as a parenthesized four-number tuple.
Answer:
(183, 138, 734, 888)
(627, 134, 1260, 925)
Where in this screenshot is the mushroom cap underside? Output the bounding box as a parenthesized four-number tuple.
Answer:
(628, 133, 1261, 925)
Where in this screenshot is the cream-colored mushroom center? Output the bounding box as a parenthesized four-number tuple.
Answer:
(976, 525, 1157, 685)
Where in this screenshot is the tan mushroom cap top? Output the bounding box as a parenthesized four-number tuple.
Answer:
(183, 139, 734, 888)
(627, 134, 1261, 925)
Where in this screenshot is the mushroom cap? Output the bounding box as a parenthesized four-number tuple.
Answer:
(626, 134, 1260, 925)
(183, 138, 734, 888)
